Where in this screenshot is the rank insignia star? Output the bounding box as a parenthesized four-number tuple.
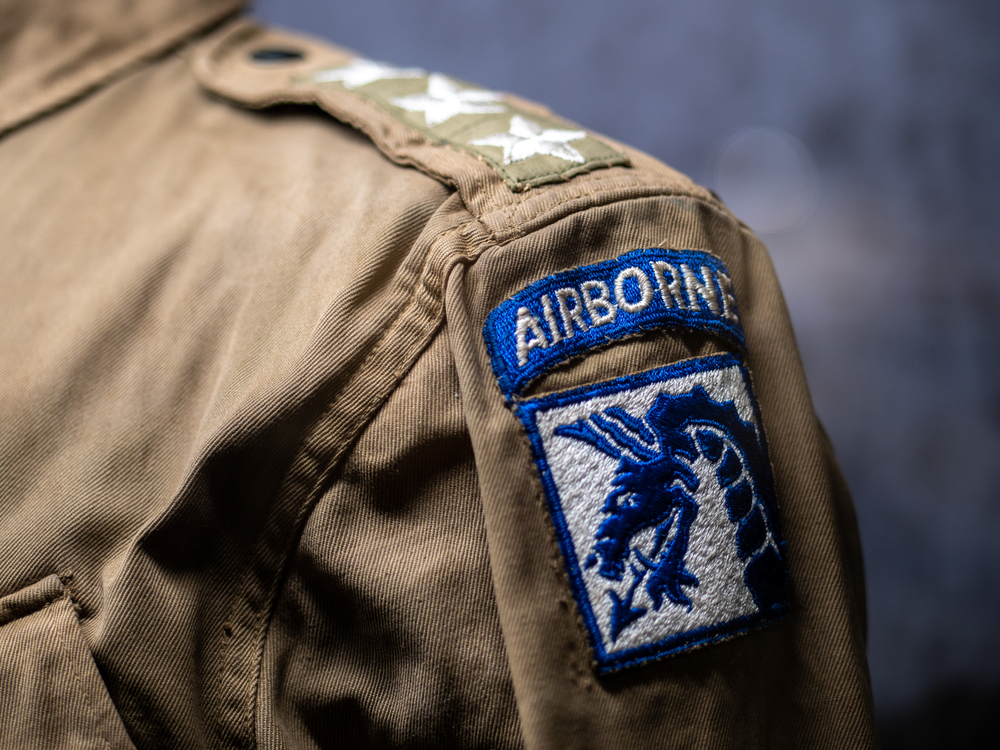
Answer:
(471, 115, 587, 164)
(311, 58, 426, 89)
(297, 58, 629, 189)
(390, 73, 507, 128)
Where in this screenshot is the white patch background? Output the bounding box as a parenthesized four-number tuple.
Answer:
(534, 364, 763, 655)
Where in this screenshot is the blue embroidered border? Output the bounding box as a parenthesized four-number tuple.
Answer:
(484, 248, 745, 397)
(516, 354, 788, 673)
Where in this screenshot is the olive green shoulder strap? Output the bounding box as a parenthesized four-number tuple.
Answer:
(191, 20, 629, 192)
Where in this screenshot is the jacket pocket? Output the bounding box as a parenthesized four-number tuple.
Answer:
(0, 574, 136, 750)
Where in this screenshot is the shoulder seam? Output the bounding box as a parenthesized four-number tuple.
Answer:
(481, 188, 738, 250)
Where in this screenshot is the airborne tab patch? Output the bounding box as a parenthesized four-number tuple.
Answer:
(517, 355, 788, 672)
(484, 248, 745, 396)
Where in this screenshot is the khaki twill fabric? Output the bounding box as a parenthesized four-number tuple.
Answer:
(0, 2, 878, 748)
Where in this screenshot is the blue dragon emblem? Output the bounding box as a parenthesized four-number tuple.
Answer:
(554, 386, 785, 642)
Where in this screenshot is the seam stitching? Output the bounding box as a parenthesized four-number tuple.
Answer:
(50, 594, 112, 750)
(242, 211, 481, 748)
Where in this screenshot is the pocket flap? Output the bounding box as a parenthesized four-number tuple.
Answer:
(0, 575, 136, 750)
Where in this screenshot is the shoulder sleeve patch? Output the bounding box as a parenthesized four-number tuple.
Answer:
(516, 354, 788, 672)
(301, 63, 629, 190)
(483, 248, 745, 397)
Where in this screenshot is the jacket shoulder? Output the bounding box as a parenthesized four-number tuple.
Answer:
(190, 19, 724, 233)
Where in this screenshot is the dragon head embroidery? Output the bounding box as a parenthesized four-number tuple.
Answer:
(555, 386, 785, 642)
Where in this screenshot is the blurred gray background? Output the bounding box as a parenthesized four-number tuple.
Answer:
(251, 1, 1000, 745)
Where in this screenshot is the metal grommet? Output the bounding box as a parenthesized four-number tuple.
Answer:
(250, 48, 306, 63)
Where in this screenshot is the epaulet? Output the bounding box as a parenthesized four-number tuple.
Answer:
(191, 20, 717, 229)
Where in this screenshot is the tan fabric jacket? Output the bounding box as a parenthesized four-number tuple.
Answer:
(0, 2, 877, 748)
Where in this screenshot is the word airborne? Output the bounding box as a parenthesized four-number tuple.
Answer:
(515, 259, 738, 366)
(484, 248, 747, 396)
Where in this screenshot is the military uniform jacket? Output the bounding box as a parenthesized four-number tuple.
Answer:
(0, 1, 878, 748)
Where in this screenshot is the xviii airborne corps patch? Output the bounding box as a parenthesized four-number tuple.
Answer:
(484, 250, 788, 672)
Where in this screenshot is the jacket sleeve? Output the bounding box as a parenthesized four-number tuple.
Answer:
(444, 192, 877, 749)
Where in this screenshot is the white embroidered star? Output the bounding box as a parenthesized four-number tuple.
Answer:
(311, 59, 425, 89)
(472, 115, 588, 164)
(390, 73, 506, 128)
